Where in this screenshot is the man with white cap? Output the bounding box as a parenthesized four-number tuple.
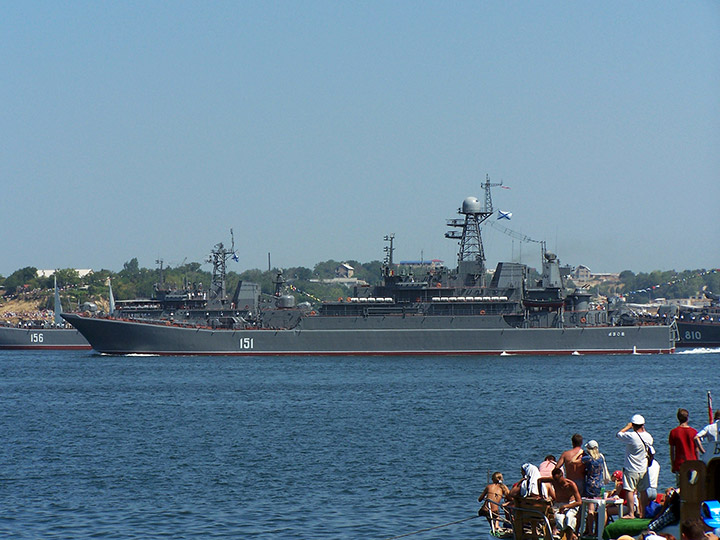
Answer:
(617, 414, 654, 518)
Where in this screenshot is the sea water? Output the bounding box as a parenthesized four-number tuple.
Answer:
(1, 349, 718, 539)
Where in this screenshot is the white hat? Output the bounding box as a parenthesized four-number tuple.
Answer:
(585, 440, 599, 449)
(631, 414, 645, 425)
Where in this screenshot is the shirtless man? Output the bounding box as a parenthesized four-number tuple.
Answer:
(538, 468, 582, 538)
(557, 434, 585, 495)
(478, 472, 510, 530)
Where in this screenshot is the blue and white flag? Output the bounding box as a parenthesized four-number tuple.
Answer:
(232, 252, 239, 262)
(497, 210, 512, 220)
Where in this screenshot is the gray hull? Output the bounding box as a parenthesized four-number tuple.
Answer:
(63, 314, 674, 356)
(0, 325, 91, 350)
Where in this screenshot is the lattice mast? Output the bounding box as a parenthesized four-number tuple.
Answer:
(208, 229, 236, 302)
(382, 234, 395, 277)
(445, 174, 502, 285)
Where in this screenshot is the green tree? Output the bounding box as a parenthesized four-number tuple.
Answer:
(120, 258, 140, 279)
(53, 268, 81, 288)
(313, 260, 342, 279)
(287, 266, 313, 281)
(4, 267, 38, 291)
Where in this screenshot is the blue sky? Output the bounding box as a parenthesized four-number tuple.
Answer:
(2, 1, 718, 277)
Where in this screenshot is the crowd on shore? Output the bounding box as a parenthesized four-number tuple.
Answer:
(478, 409, 720, 540)
(2, 309, 55, 320)
(1, 309, 59, 327)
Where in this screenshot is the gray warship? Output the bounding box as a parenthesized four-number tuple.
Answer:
(659, 292, 720, 348)
(0, 324, 89, 350)
(63, 180, 676, 356)
(0, 278, 90, 350)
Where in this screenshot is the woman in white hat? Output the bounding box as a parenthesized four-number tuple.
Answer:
(580, 440, 611, 534)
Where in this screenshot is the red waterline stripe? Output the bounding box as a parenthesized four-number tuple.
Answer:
(0, 345, 92, 350)
(98, 348, 675, 356)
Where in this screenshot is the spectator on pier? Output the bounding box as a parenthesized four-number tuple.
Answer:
(694, 410, 720, 464)
(539, 455, 557, 499)
(538, 467, 582, 537)
(478, 472, 510, 530)
(508, 463, 541, 499)
(681, 518, 718, 540)
(581, 440, 610, 535)
(582, 440, 610, 498)
(647, 458, 661, 504)
(617, 414, 654, 519)
(539, 455, 557, 477)
(557, 434, 585, 495)
(669, 408, 698, 484)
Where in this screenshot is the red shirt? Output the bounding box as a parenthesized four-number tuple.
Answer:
(668, 425, 698, 473)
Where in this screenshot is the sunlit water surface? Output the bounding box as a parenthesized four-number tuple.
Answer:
(1, 348, 718, 539)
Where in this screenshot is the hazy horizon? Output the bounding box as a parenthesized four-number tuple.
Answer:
(3, 2, 718, 277)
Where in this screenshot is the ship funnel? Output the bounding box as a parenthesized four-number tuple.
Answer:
(541, 253, 563, 289)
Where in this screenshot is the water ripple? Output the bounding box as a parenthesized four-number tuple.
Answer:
(1, 351, 717, 538)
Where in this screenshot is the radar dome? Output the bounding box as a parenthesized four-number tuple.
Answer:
(462, 197, 483, 214)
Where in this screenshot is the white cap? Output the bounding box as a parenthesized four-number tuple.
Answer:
(631, 414, 645, 425)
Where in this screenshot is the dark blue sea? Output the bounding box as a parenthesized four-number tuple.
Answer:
(1, 349, 718, 539)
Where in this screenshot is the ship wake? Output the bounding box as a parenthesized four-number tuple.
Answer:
(675, 347, 720, 355)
